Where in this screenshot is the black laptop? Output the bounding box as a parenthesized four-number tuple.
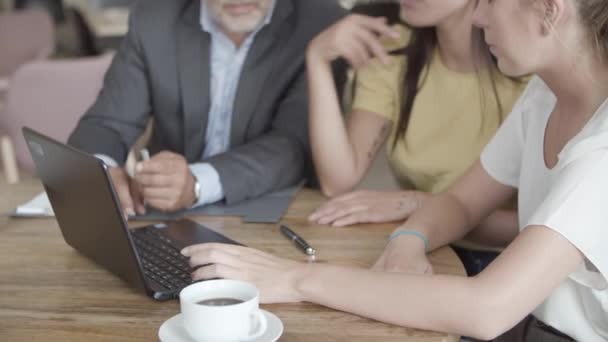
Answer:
(22, 127, 241, 301)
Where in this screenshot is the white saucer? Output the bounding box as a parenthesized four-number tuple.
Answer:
(159, 310, 283, 342)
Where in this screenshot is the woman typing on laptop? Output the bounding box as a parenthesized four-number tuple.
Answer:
(183, 0, 608, 341)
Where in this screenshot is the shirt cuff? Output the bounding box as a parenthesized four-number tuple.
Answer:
(189, 163, 225, 207)
(94, 154, 119, 168)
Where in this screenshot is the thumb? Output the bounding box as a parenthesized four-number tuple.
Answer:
(130, 181, 146, 215)
(117, 182, 135, 217)
(109, 167, 135, 218)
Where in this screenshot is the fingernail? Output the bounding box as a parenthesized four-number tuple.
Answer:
(135, 163, 143, 173)
(126, 208, 135, 217)
(181, 248, 189, 255)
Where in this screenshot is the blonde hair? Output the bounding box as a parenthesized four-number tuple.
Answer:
(576, 0, 608, 62)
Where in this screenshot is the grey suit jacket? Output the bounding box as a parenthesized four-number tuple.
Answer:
(68, 0, 346, 204)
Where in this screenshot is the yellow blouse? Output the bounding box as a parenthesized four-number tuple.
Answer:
(352, 26, 527, 194)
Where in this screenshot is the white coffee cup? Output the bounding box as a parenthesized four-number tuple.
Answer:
(179, 279, 267, 342)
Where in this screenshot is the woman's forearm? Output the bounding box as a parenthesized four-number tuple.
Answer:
(393, 163, 516, 251)
(466, 209, 519, 247)
(307, 52, 362, 196)
(293, 263, 497, 340)
(398, 192, 475, 251)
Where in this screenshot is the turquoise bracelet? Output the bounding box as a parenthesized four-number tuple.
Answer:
(388, 230, 429, 252)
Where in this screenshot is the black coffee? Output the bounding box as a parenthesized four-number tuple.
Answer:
(196, 298, 244, 306)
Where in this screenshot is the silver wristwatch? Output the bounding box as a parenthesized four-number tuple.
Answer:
(192, 173, 201, 205)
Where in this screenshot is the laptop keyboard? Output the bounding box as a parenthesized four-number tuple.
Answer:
(131, 228, 192, 290)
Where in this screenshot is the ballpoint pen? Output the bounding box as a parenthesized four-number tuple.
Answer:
(280, 224, 316, 256)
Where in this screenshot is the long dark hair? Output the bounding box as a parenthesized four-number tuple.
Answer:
(389, 26, 509, 148)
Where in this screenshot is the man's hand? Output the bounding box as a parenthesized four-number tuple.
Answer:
(134, 151, 196, 212)
(108, 166, 145, 217)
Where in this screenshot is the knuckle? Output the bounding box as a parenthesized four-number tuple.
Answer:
(207, 249, 219, 260)
(189, 255, 201, 267)
(211, 264, 223, 276)
(196, 269, 208, 280)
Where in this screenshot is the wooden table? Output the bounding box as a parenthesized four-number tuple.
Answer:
(0, 174, 466, 341)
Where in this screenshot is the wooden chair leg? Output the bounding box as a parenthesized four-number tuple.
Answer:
(1, 135, 20, 184)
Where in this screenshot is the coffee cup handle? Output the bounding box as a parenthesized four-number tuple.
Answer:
(244, 309, 267, 340)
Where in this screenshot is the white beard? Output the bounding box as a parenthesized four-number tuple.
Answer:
(208, 0, 271, 34)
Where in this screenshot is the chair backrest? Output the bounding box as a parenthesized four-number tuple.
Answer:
(15, 0, 66, 23)
(0, 54, 113, 171)
(0, 9, 55, 78)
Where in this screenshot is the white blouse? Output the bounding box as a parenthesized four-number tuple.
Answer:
(481, 76, 608, 341)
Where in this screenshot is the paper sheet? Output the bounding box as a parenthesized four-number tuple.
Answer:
(14, 191, 54, 217)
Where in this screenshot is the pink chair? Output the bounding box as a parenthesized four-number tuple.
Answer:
(0, 54, 114, 176)
(0, 9, 55, 92)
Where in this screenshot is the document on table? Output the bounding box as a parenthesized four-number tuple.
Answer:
(13, 191, 54, 217)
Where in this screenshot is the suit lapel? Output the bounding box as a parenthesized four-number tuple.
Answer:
(229, 0, 294, 147)
(177, 0, 211, 162)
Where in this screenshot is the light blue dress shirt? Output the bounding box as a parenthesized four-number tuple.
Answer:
(189, 0, 276, 206)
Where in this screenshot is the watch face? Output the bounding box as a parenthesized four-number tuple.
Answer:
(191, 174, 201, 204)
(195, 181, 201, 198)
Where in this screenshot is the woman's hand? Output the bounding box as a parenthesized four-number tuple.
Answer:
(306, 14, 400, 69)
(308, 190, 428, 227)
(182, 243, 305, 304)
(372, 232, 434, 275)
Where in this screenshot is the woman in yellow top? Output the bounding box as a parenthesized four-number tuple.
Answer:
(306, 0, 526, 240)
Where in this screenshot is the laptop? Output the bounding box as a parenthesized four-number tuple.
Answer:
(22, 127, 241, 301)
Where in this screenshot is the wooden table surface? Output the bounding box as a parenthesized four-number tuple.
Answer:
(0, 174, 465, 342)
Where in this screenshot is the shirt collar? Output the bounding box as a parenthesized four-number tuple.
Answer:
(200, 0, 276, 35)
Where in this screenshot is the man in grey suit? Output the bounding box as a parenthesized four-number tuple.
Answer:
(68, 0, 346, 215)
